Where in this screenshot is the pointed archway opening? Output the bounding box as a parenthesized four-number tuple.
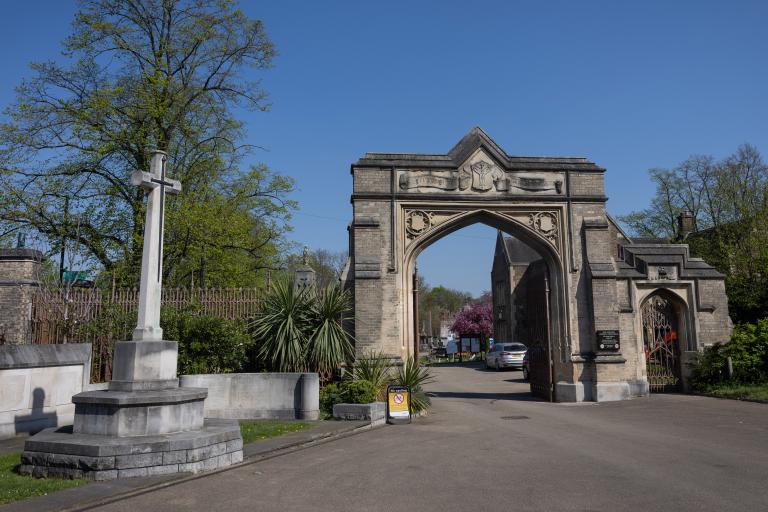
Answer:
(641, 289, 689, 393)
(403, 210, 565, 401)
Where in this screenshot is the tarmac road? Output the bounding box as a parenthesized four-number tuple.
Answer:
(94, 363, 768, 512)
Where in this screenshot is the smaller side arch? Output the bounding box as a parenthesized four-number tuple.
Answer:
(640, 288, 689, 393)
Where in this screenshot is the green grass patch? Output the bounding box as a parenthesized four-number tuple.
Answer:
(699, 383, 768, 402)
(238, 420, 311, 445)
(0, 452, 87, 506)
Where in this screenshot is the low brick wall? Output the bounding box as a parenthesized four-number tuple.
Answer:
(180, 373, 320, 420)
(0, 343, 93, 439)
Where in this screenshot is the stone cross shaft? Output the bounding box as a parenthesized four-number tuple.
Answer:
(131, 150, 181, 342)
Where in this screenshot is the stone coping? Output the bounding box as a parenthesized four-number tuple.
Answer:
(0, 343, 92, 369)
(185, 372, 318, 377)
(72, 387, 207, 406)
(0, 248, 43, 261)
(332, 402, 386, 423)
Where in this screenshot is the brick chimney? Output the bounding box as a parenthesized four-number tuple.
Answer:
(677, 211, 696, 240)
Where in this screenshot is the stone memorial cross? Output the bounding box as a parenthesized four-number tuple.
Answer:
(130, 150, 181, 342)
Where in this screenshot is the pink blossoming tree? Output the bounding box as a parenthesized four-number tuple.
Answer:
(450, 302, 493, 340)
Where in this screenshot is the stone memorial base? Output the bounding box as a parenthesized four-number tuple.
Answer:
(19, 418, 243, 480)
(72, 388, 207, 437)
(20, 367, 245, 480)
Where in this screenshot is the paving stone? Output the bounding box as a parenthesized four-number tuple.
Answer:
(226, 438, 243, 453)
(214, 452, 231, 468)
(186, 442, 226, 462)
(201, 456, 219, 471)
(146, 464, 179, 476)
(115, 452, 164, 469)
(92, 469, 119, 481)
(178, 461, 204, 473)
(22, 450, 115, 470)
(162, 450, 187, 464)
(117, 467, 149, 478)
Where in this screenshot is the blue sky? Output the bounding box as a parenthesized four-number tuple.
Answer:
(1, 1, 766, 295)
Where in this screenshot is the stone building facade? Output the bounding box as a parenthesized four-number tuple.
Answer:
(343, 127, 732, 401)
(490, 232, 547, 346)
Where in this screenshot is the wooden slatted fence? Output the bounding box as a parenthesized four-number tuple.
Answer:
(30, 287, 263, 382)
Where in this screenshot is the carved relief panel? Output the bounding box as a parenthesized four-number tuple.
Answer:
(397, 149, 564, 196)
(648, 265, 679, 281)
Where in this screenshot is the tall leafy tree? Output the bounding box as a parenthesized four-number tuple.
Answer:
(619, 144, 768, 322)
(0, 0, 294, 286)
(618, 145, 767, 239)
(418, 281, 472, 336)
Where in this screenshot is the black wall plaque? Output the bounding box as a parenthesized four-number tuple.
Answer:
(596, 330, 620, 351)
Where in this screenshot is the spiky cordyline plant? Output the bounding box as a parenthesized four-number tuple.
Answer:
(306, 285, 355, 378)
(250, 279, 355, 377)
(249, 279, 311, 372)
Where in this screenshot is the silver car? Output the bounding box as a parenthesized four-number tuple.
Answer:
(485, 342, 527, 371)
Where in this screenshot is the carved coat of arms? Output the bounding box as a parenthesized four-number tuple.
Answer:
(459, 160, 507, 192)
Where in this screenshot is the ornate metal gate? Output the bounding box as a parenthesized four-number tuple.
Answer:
(525, 273, 552, 400)
(527, 340, 551, 400)
(641, 294, 680, 392)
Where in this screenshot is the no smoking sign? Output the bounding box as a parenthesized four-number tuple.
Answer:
(387, 385, 411, 424)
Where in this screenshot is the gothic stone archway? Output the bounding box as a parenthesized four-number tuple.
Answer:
(343, 127, 732, 402)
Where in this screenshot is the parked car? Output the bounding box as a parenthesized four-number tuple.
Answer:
(485, 343, 527, 371)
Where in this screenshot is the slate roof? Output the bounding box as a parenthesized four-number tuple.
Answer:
(354, 127, 605, 172)
(617, 242, 724, 280)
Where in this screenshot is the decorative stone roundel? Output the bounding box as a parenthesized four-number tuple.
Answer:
(528, 212, 558, 242)
(406, 210, 432, 238)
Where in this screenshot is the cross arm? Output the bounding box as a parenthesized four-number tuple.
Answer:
(131, 170, 182, 194)
(131, 170, 155, 190)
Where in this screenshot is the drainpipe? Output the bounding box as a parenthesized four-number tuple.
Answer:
(545, 272, 555, 402)
(389, 166, 397, 272)
(413, 266, 419, 362)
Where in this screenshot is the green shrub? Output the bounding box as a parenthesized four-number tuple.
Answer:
(319, 380, 378, 418)
(162, 308, 253, 375)
(393, 357, 434, 414)
(73, 303, 135, 381)
(319, 383, 341, 417)
(339, 379, 377, 404)
(351, 352, 393, 400)
(691, 317, 768, 389)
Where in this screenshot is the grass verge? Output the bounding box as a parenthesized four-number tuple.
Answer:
(699, 383, 768, 402)
(0, 452, 87, 506)
(239, 420, 311, 445)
